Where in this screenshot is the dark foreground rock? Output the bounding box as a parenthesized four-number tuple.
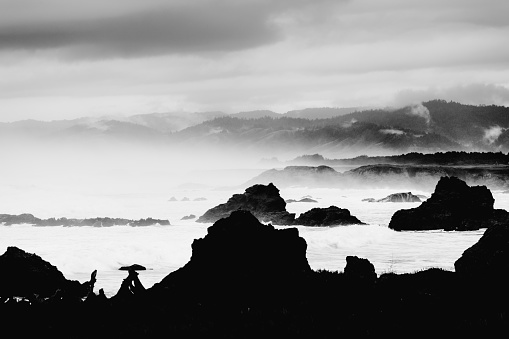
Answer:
(0, 214, 170, 226)
(295, 206, 365, 226)
(389, 176, 509, 231)
(0, 246, 93, 299)
(1, 210, 509, 337)
(154, 210, 311, 294)
(455, 223, 509, 279)
(198, 183, 363, 226)
(119, 264, 146, 271)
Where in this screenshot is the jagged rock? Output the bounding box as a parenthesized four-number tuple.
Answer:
(113, 269, 146, 300)
(152, 210, 311, 294)
(344, 256, 377, 283)
(389, 176, 509, 231)
(181, 214, 196, 220)
(197, 183, 295, 225)
(119, 264, 146, 271)
(374, 192, 422, 203)
(455, 223, 509, 278)
(0, 246, 89, 298)
(295, 206, 365, 226)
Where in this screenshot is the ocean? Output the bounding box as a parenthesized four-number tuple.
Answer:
(2, 184, 505, 297)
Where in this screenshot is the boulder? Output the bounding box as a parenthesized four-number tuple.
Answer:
(389, 176, 509, 231)
(344, 256, 377, 283)
(454, 223, 509, 279)
(295, 206, 365, 226)
(197, 183, 295, 225)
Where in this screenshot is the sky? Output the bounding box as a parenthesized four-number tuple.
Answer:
(1, 0, 509, 122)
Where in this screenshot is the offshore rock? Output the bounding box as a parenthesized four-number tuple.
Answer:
(295, 206, 365, 226)
(197, 183, 295, 225)
(388, 176, 509, 231)
(375, 192, 422, 203)
(0, 214, 170, 227)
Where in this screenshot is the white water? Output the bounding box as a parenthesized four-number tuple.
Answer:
(2, 186, 507, 297)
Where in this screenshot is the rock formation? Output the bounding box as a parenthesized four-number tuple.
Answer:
(0, 246, 91, 299)
(389, 176, 509, 231)
(295, 206, 365, 226)
(0, 214, 170, 227)
(344, 255, 377, 283)
(363, 192, 422, 202)
(119, 264, 146, 271)
(197, 183, 364, 226)
(286, 197, 318, 203)
(152, 210, 311, 297)
(181, 214, 196, 220)
(196, 183, 295, 224)
(455, 223, 509, 279)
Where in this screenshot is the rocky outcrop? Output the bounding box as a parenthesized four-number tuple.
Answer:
(0, 246, 91, 298)
(197, 183, 363, 226)
(0, 214, 170, 227)
(455, 223, 509, 278)
(344, 256, 377, 283)
(389, 176, 509, 231)
(197, 183, 296, 224)
(153, 210, 311, 295)
(375, 192, 422, 202)
(295, 206, 365, 226)
(181, 214, 196, 220)
(363, 192, 422, 202)
(286, 197, 318, 203)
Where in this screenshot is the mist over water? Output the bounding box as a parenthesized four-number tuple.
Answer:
(2, 136, 509, 296)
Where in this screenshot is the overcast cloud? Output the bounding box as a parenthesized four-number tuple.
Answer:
(0, 0, 508, 121)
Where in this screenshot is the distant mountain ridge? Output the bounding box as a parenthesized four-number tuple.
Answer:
(2, 101, 509, 156)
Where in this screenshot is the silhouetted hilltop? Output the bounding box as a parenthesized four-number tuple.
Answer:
(287, 151, 509, 167)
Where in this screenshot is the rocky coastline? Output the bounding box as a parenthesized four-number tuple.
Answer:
(1, 206, 508, 337)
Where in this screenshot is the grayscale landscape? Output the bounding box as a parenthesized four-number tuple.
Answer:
(1, 1, 509, 337)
